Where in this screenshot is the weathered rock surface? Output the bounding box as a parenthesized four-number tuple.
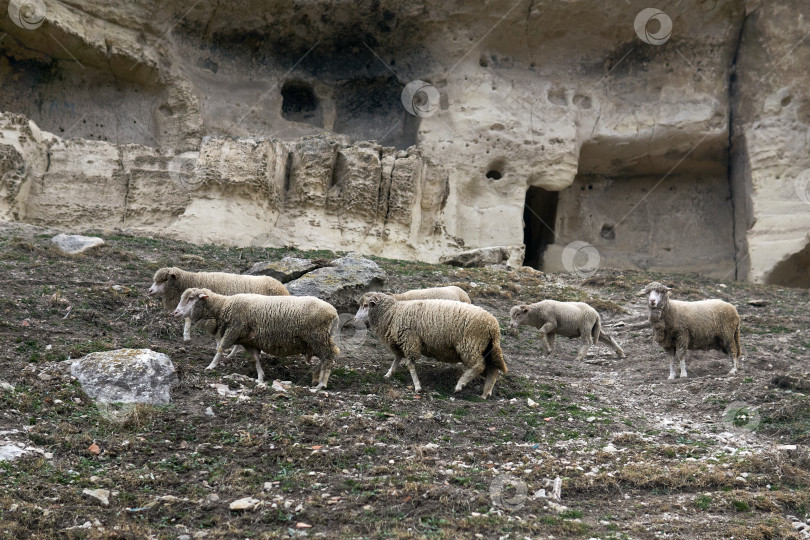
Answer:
(0, 1, 807, 285)
(51, 233, 105, 255)
(70, 349, 178, 405)
(245, 257, 318, 283)
(286, 254, 385, 312)
(441, 246, 513, 268)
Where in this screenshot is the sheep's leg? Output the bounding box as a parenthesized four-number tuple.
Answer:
(314, 356, 334, 391)
(599, 332, 625, 358)
(308, 355, 320, 385)
(547, 333, 556, 354)
(575, 324, 594, 361)
(226, 345, 243, 360)
(384, 355, 402, 379)
(676, 346, 688, 378)
(481, 366, 500, 400)
(667, 349, 677, 380)
(183, 318, 192, 342)
(206, 328, 240, 372)
(728, 326, 741, 375)
(455, 358, 486, 394)
(402, 357, 422, 393)
(538, 322, 557, 354)
(249, 347, 265, 384)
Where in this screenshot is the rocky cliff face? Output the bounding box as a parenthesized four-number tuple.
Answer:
(0, 0, 807, 283)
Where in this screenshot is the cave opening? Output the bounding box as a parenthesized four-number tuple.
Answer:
(281, 80, 323, 127)
(523, 186, 558, 269)
(764, 240, 810, 288)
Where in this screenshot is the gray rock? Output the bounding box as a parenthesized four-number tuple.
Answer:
(82, 488, 110, 506)
(0, 444, 28, 462)
(286, 253, 385, 312)
(70, 349, 178, 406)
(245, 257, 317, 283)
(51, 233, 105, 255)
(440, 246, 510, 267)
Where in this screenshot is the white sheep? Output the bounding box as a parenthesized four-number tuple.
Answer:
(353, 293, 507, 398)
(509, 300, 625, 361)
(147, 266, 289, 342)
(393, 286, 471, 303)
(640, 281, 742, 379)
(173, 288, 339, 388)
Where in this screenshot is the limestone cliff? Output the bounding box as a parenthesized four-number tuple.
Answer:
(0, 0, 807, 283)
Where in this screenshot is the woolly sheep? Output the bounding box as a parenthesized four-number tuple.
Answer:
(353, 293, 507, 398)
(509, 300, 625, 361)
(173, 288, 339, 388)
(640, 281, 741, 379)
(147, 266, 289, 341)
(393, 286, 471, 303)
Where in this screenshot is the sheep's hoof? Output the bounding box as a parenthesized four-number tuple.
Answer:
(383, 372, 392, 379)
(728, 368, 738, 376)
(256, 382, 267, 390)
(680, 373, 688, 378)
(183, 335, 191, 342)
(667, 374, 676, 380)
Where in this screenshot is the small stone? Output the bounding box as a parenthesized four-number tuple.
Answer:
(527, 398, 538, 408)
(778, 444, 797, 451)
(204, 407, 215, 417)
(586, 416, 596, 423)
(90, 475, 101, 483)
(178, 535, 191, 540)
(0, 382, 14, 392)
(229, 497, 260, 511)
(88, 443, 101, 455)
(296, 522, 312, 529)
(82, 488, 110, 506)
(272, 380, 288, 393)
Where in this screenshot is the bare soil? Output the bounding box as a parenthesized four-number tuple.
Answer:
(0, 222, 808, 539)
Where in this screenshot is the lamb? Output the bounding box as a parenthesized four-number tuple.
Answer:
(172, 288, 340, 388)
(147, 266, 289, 341)
(392, 286, 471, 303)
(509, 300, 625, 361)
(353, 293, 507, 398)
(640, 281, 741, 379)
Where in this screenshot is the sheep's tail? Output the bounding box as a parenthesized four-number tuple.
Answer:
(484, 331, 508, 375)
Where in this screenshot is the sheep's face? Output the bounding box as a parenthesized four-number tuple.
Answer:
(148, 267, 178, 297)
(354, 293, 381, 323)
(509, 305, 531, 329)
(173, 288, 208, 321)
(642, 282, 671, 309)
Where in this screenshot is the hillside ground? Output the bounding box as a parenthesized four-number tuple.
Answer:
(0, 223, 808, 539)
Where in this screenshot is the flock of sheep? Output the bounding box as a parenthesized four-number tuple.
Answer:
(147, 266, 744, 397)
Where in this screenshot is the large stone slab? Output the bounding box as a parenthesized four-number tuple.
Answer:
(286, 253, 385, 312)
(51, 233, 105, 255)
(70, 349, 178, 405)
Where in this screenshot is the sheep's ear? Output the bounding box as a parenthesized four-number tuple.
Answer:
(197, 292, 208, 300)
(666, 285, 674, 291)
(170, 272, 177, 280)
(520, 306, 529, 313)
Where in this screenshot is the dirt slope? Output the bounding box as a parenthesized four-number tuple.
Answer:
(0, 223, 808, 539)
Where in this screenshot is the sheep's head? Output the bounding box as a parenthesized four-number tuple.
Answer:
(509, 305, 531, 329)
(640, 282, 672, 309)
(173, 287, 210, 321)
(148, 267, 180, 297)
(353, 292, 391, 323)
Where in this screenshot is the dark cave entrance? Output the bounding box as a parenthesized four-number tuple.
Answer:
(281, 80, 323, 128)
(523, 186, 558, 269)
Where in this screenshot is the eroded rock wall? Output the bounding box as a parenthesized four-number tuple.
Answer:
(0, 0, 808, 282)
